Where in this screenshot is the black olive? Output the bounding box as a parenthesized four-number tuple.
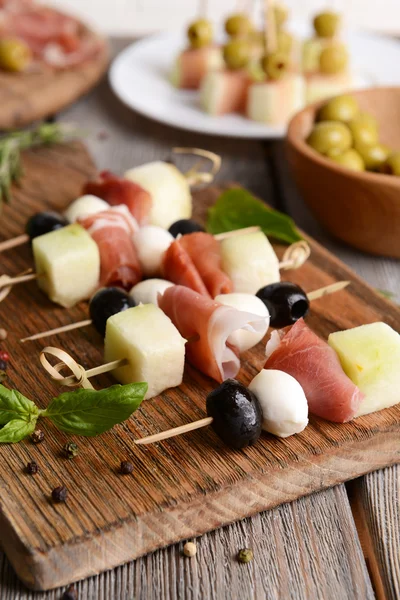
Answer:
(25, 211, 68, 241)
(168, 219, 205, 237)
(206, 379, 262, 449)
(256, 282, 310, 328)
(89, 287, 135, 337)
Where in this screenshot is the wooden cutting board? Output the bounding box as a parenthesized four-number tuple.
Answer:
(0, 142, 399, 592)
(0, 26, 108, 130)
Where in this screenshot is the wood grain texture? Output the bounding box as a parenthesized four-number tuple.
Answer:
(349, 466, 400, 600)
(0, 27, 109, 130)
(0, 141, 398, 591)
(0, 485, 374, 600)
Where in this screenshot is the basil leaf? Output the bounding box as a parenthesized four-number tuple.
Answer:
(207, 189, 302, 244)
(42, 383, 148, 437)
(0, 385, 39, 425)
(0, 418, 37, 443)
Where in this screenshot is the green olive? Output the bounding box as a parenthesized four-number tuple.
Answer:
(0, 38, 32, 72)
(225, 13, 253, 37)
(326, 148, 365, 171)
(277, 30, 293, 55)
(313, 11, 340, 38)
(307, 121, 352, 155)
(319, 45, 348, 74)
(187, 19, 213, 49)
(262, 51, 289, 80)
(223, 39, 251, 70)
(317, 95, 359, 123)
(355, 143, 391, 171)
(348, 116, 379, 147)
(380, 151, 400, 176)
(274, 3, 289, 29)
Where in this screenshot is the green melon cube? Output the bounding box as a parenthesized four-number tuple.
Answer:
(32, 224, 100, 308)
(328, 322, 400, 417)
(104, 304, 186, 400)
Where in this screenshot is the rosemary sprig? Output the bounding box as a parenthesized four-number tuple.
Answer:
(0, 122, 79, 208)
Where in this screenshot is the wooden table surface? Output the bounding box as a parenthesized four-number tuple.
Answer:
(0, 38, 399, 600)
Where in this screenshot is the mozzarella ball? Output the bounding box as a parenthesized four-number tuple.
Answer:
(249, 369, 308, 438)
(215, 293, 270, 353)
(130, 279, 174, 306)
(64, 195, 109, 223)
(133, 226, 174, 277)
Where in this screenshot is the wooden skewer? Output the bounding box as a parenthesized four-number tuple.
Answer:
(265, 0, 277, 55)
(0, 233, 29, 253)
(307, 280, 350, 301)
(0, 272, 38, 290)
(173, 147, 222, 186)
(21, 319, 92, 343)
(40, 346, 128, 390)
(135, 417, 213, 445)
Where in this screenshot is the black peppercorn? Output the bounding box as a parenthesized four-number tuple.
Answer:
(120, 460, 134, 475)
(62, 584, 78, 600)
(0, 359, 8, 371)
(26, 461, 39, 475)
(52, 485, 68, 503)
(31, 429, 45, 444)
(63, 442, 79, 459)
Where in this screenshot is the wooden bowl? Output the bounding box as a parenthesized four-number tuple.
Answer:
(286, 87, 400, 258)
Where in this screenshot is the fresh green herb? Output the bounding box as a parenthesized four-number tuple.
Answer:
(377, 289, 396, 300)
(0, 122, 79, 208)
(0, 382, 147, 444)
(207, 188, 302, 244)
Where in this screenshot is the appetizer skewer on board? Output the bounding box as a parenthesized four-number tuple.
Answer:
(134, 319, 400, 447)
(0, 147, 221, 253)
(38, 280, 350, 402)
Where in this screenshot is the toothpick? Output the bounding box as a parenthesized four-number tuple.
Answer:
(0, 272, 37, 290)
(0, 233, 29, 253)
(21, 319, 92, 343)
(307, 280, 350, 301)
(265, 0, 277, 54)
(173, 148, 221, 186)
(135, 417, 213, 445)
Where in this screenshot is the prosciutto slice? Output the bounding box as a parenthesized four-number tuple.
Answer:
(79, 206, 142, 290)
(83, 171, 152, 226)
(180, 232, 233, 297)
(0, 1, 104, 68)
(264, 319, 364, 423)
(158, 285, 267, 383)
(162, 239, 210, 297)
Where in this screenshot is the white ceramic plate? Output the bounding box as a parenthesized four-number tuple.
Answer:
(109, 25, 400, 139)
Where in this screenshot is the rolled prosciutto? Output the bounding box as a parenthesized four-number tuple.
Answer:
(158, 285, 267, 383)
(83, 171, 152, 225)
(264, 319, 364, 423)
(162, 239, 210, 297)
(79, 205, 142, 290)
(180, 232, 233, 297)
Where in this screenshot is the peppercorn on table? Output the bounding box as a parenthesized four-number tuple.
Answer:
(0, 39, 399, 600)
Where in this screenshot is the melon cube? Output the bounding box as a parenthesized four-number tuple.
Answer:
(32, 224, 100, 308)
(328, 322, 400, 417)
(305, 71, 354, 105)
(220, 231, 280, 295)
(124, 161, 192, 229)
(247, 74, 305, 125)
(104, 304, 186, 400)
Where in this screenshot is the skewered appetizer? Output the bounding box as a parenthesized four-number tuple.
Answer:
(307, 94, 397, 175)
(134, 318, 400, 448)
(302, 11, 354, 105)
(171, 18, 224, 90)
(246, 51, 304, 126)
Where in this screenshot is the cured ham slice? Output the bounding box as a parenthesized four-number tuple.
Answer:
(180, 232, 233, 297)
(171, 46, 223, 89)
(162, 239, 210, 297)
(158, 285, 267, 383)
(79, 206, 142, 290)
(83, 171, 152, 226)
(264, 319, 364, 423)
(0, 1, 104, 69)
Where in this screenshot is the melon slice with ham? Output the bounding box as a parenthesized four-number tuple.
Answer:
(171, 45, 224, 89)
